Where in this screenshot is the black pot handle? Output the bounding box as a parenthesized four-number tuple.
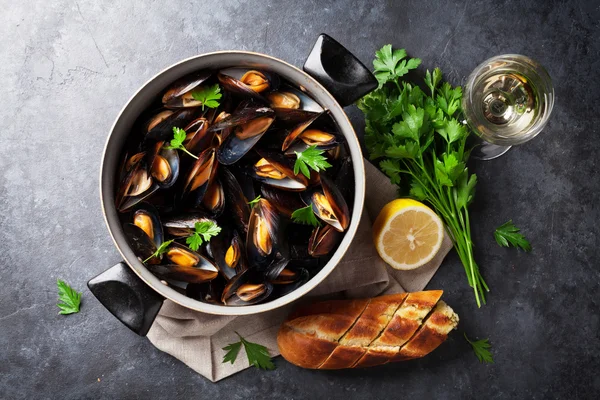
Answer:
(303, 34, 378, 107)
(88, 262, 164, 336)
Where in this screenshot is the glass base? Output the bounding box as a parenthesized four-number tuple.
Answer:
(470, 139, 512, 160)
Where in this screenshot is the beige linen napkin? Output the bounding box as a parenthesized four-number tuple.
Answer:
(147, 160, 453, 381)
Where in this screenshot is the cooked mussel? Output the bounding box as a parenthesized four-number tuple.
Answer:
(202, 178, 225, 216)
(250, 150, 308, 191)
(303, 174, 350, 232)
(281, 112, 322, 151)
(266, 91, 300, 109)
(270, 267, 310, 298)
(220, 168, 250, 235)
(308, 224, 343, 257)
(116, 153, 159, 212)
(221, 269, 273, 306)
(162, 70, 212, 105)
(260, 185, 304, 218)
(146, 262, 218, 284)
(218, 68, 279, 97)
(183, 117, 215, 154)
(148, 144, 180, 189)
(181, 147, 218, 207)
(208, 228, 247, 280)
(187, 275, 226, 304)
(132, 203, 164, 249)
(270, 86, 324, 123)
(162, 213, 217, 237)
(246, 198, 282, 268)
(145, 108, 199, 142)
(215, 105, 275, 165)
(123, 223, 159, 264)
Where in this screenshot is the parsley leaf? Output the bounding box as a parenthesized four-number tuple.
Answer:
(222, 332, 275, 370)
(143, 239, 174, 263)
(379, 159, 402, 185)
(293, 145, 332, 178)
(186, 221, 222, 251)
(464, 333, 494, 364)
(164, 127, 198, 159)
(191, 84, 222, 110)
(291, 205, 321, 227)
(494, 220, 532, 251)
(373, 45, 421, 88)
(248, 195, 261, 208)
(57, 279, 82, 315)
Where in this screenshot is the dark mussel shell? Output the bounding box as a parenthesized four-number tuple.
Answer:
(207, 228, 248, 280)
(218, 68, 279, 96)
(308, 224, 343, 257)
(183, 117, 215, 155)
(217, 73, 265, 102)
(187, 275, 226, 304)
(149, 145, 180, 189)
(281, 112, 322, 151)
(215, 106, 276, 165)
(260, 185, 304, 218)
(201, 178, 225, 216)
(131, 202, 164, 249)
(269, 85, 324, 123)
(116, 154, 159, 212)
(123, 223, 159, 264)
(220, 167, 250, 236)
(162, 70, 213, 105)
(221, 269, 273, 306)
(147, 263, 218, 284)
(246, 198, 281, 268)
(303, 174, 350, 232)
(251, 150, 308, 191)
(283, 129, 341, 156)
(181, 147, 218, 208)
(145, 108, 199, 142)
(270, 266, 310, 298)
(162, 213, 217, 237)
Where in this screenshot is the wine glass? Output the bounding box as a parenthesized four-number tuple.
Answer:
(462, 54, 554, 160)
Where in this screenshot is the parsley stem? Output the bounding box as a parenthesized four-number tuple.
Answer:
(181, 146, 199, 160)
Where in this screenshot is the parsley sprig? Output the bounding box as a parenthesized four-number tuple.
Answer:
(293, 145, 332, 178)
(291, 205, 321, 227)
(464, 333, 494, 364)
(494, 220, 531, 251)
(164, 127, 198, 159)
(358, 45, 489, 307)
(57, 279, 82, 315)
(143, 239, 174, 263)
(222, 332, 275, 370)
(191, 84, 222, 111)
(248, 195, 262, 208)
(186, 221, 222, 251)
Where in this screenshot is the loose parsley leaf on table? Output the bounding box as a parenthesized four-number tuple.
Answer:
(293, 145, 332, 178)
(291, 205, 321, 227)
(494, 220, 531, 251)
(164, 127, 198, 159)
(57, 279, 82, 315)
(464, 333, 494, 364)
(191, 84, 222, 110)
(143, 239, 174, 263)
(186, 221, 222, 251)
(222, 332, 275, 370)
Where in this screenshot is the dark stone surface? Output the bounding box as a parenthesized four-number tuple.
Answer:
(1, 0, 598, 398)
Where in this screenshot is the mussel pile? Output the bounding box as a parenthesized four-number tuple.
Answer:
(115, 67, 354, 306)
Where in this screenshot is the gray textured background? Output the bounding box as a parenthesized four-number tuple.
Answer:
(1, 0, 599, 399)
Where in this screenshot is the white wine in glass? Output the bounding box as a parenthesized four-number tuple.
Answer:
(462, 54, 554, 160)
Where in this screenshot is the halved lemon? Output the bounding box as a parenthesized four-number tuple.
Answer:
(373, 198, 444, 270)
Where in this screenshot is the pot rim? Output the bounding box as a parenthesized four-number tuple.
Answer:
(100, 50, 366, 316)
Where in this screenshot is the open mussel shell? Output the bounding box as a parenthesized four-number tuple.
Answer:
(221, 269, 273, 306)
(281, 112, 323, 151)
(149, 146, 180, 189)
(148, 242, 219, 284)
(131, 202, 164, 249)
(207, 228, 248, 280)
(220, 168, 250, 236)
(145, 108, 199, 142)
(116, 155, 159, 212)
(283, 129, 341, 156)
(162, 213, 217, 237)
(162, 70, 212, 105)
(302, 174, 350, 232)
(181, 147, 218, 208)
(219, 68, 279, 96)
(269, 85, 324, 123)
(187, 275, 226, 304)
(215, 106, 276, 165)
(201, 178, 225, 216)
(260, 185, 304, 218)
(123, 223, 159, 264)
(308, 224, 343, 257)
(183, 117, 215, 155)
(246, 198, 281, 268)
(270, 267, 310, 298)
(250, 150, 308, 191)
